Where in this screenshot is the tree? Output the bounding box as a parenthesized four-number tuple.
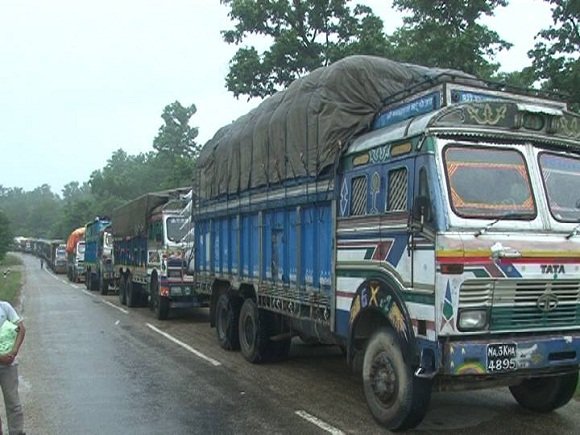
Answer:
(152, 101, 199, 189)
(221, 0, 392, 98)
(89, 149, 159, 205)
(0, 210, 13, 261)
(389, 0, 512, 79)
(153, 101, 200, 159)
(528, 0, 579, 111)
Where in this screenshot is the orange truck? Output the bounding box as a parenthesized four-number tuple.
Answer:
(66, 227, 86, 283)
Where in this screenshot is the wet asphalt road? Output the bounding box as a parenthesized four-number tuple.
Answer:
(9, 253, 580, 434)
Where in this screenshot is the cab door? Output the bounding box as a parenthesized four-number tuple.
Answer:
(410, 157, 438, 293)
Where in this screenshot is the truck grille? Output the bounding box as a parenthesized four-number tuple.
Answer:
(459, 279, 580, 331)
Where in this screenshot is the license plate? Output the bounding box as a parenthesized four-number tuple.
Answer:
(486, 343, 517, 373)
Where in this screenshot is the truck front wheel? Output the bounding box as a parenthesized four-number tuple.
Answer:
(362, 327, 431, 431)
(126, 276, 137, 308)
(216, 293, 242, 351)
(509, 370, 578, 412)
(118, 275, 127, 305)
(99, 274, 108, 296)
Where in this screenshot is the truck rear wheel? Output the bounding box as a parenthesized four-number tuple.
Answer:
(239, 299, 270, 363)
(216, 293, 242, 351)
(509, 370, 579, 412)
(362, 327, 431, 431)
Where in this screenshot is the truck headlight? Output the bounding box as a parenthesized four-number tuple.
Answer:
(458, 308, 488, 331)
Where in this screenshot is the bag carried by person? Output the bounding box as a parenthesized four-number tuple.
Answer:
(0, 320, 18, 355)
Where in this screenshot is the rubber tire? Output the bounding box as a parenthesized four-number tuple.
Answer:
(157, 297, 170, 320)
(90, 274, 99, 291)
(99, 273, 108, 296)
(118, 275, 127, 306)
(239, 299, 270, 363)
(216, 293, 242, 351)
(362, 327, 432, 431)
(509, 371, 579, 413)
(126, 276, 137, 308)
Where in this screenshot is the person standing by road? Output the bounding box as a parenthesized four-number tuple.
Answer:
(0, 301, 26, 435)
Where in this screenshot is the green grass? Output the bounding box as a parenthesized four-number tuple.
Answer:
(0, 253, 23, 305)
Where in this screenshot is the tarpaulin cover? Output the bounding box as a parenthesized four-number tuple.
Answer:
(112, 192, 170, 238)
(195, 55, 473, 199)
(65, 227, 85, 254)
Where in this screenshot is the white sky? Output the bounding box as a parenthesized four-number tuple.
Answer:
(0, 0, 553, 195)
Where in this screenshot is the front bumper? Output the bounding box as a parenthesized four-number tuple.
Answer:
(444, 333, 580, 375)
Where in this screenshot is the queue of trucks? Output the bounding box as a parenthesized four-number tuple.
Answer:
(16, 55, 580, 431)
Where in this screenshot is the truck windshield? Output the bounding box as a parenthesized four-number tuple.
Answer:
(538, 152, 580, 222)
(166, 217, 189, 242)
(444, 145, 536, 219)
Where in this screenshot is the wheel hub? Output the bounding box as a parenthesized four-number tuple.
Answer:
(370, 352, 398, 405)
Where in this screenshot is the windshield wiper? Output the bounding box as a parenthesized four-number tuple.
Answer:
(475, 212, 531, 237)
(566, 223, 580, 240)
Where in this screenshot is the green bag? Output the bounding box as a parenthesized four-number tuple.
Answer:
(0, 320, 18, 355)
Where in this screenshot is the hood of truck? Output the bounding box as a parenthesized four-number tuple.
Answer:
(436, 231, 580, 335)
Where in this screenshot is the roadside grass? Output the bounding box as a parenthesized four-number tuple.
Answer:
(0, 253, 23, 305)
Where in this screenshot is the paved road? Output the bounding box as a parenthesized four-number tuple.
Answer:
(9, 253, 580, 434)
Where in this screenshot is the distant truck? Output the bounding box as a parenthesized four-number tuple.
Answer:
(192, 55, 580, 430)
(85, 217, 115, 295)
(53, 242, 67, 274)
(112, 189, 207, 320)
(66, 227, 86, 283)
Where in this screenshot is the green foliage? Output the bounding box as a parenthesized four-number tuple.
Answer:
(152, 101, 199, 188)
(0, 211, 13, 262)
(153, 101, 200, 159)
(528, 0, 579, 112)
(221, 0, 391, 98)
(0, 259, 21, 306)
(389, 0, 512, 79)
(0, 185, 62, 240)
(0, 254, 22, 268)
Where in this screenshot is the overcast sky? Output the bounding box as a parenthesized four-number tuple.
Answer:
(0, 0, 553, 195)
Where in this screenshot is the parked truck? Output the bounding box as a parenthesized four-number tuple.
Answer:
(66, 227, 86, 283)
(85, 217, 115, 295)
(192, 55, 580, 430)
(112, 188, 206, 320)
(52, 241, 67, 273)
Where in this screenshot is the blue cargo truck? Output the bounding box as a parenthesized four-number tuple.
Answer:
(85, 217, 115, 294)
(112, 189, 207, 320)
(192, 56, 580, 430)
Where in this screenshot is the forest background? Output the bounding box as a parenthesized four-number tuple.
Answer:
(0, 0, 578, 260)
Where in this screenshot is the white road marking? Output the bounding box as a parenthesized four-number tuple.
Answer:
(102, 299, 128, 314)
(146, 323, 221, 367)
(81, 289, 96, 297)
(295, 410, 345, 435)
